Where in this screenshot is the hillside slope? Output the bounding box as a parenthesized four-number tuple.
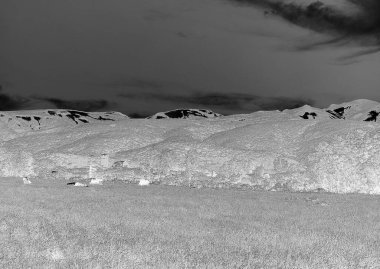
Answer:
(1, 100, 380, 194)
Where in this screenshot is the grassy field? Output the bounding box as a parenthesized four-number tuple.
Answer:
(0, 177, 379, 268)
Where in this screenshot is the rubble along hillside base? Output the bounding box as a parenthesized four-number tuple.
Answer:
(1, 100, 380, 194)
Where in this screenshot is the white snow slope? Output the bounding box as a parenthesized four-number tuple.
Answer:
(1, 99, 380, 194)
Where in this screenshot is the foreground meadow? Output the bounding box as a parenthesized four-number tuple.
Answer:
(0, 177, 379, 268)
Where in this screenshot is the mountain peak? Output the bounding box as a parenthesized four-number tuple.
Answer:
(147, 108, 222, 119)
(0, 109, 129, 132)
(282, 99, 380, 122)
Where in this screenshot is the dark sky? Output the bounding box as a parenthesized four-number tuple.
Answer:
(1, 0, 380, 117)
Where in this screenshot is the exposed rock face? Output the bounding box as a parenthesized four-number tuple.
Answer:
(148, 109, 222, 119)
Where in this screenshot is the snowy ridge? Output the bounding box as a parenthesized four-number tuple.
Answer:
(148, 109, 222, 119)
(1, 100, 380, 194)
(0, 109, 129, 134)
(284, 99, 380, 122)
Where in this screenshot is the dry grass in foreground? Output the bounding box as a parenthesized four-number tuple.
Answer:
(0, 177, 379, 268)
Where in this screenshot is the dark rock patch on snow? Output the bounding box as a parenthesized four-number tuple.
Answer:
(364, 110, 379, 122)
(63, 110, 116, 124)
(326, 106, 350, 119)
(65, 114, 79, 124)
(166, 110, 204, 118)
(67, 110, 89, 117)
(16, 116, 32, 122)
(34, 116, 41, 125)
(96, 116, 114, 121)
(148, 109, 222, 119)
(300, 112, 317, 119)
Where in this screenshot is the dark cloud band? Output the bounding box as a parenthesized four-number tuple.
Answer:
(228, 0, 380, 45)
(0, 85, 28, 110)
(0, 86, 111, 112)
(41, 98, 110, 112)
(119, 90, 313, 115)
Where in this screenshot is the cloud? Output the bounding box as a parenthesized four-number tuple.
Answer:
(187, 93, 313, 111)
(105, 78, 165, 91)
(228, 0, 380, 47)
(39, 98, 111, 112)
(143, 9, 175, 22)
(128, 112, 151, 118)
(336, 47, 380, 61)
(0, 85, 112, 112)
(119, 90, 313, 114)
(0, 85, 29, 110)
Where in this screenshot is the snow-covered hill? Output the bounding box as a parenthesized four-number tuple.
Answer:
(0, 109, 128, 135)
(285, 99, 380, 122)
(1, 100, 380, 194)
(148, 109, 222, 119)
